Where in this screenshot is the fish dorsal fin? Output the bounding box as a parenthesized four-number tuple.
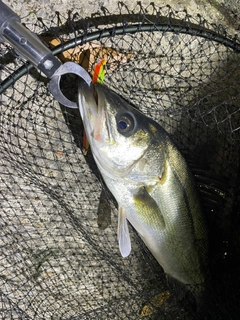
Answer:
(117, 207, 131, 258)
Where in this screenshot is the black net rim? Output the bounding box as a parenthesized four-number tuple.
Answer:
(1, 14, 240, 94)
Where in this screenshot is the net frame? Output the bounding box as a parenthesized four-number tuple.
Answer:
(0, 4, 240, 319)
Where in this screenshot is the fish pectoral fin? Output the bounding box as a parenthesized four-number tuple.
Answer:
(117, 207, 131, 258)
(133, 187, 165, 229)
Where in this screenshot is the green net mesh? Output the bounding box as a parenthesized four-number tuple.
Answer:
(0, 3, 240, 319)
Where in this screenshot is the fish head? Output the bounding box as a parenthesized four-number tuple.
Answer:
(78, 81, 162, 179)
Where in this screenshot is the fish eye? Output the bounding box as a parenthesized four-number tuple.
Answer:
(116, 112, 136, 136)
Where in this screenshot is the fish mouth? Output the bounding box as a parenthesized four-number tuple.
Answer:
(78, 80, 110, 145)
(78, 79, 99, 120)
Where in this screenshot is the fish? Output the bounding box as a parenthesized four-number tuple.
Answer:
(97, 187, 112, 229)
(78, 81, 209, 289)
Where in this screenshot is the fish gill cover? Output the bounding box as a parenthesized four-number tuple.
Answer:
(0, 2, 240, 319)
